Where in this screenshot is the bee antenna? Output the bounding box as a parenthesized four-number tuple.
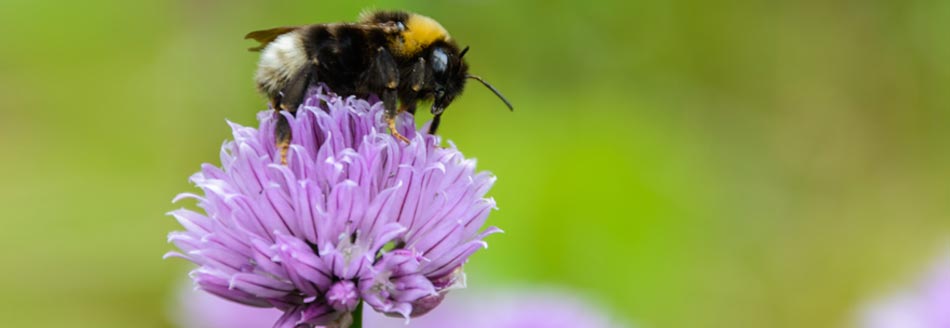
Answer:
(466, 74, 514, 111)
(459, 46, 470, 59)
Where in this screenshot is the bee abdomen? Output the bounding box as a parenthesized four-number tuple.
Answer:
(255, 31, 308, 97)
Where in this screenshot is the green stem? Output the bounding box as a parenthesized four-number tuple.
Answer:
(349, 301, 363, 328)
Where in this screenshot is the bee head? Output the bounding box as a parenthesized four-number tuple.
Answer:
(429, 44, 514, 115)
(427, 42, 469, 115)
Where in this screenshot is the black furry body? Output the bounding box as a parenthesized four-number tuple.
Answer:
(301, 24, 461, 116)
(251, 17, 469, 137)
(247, 11, 511, 163)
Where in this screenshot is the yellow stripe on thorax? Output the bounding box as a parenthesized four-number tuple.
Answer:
(392, 14, 450, 56)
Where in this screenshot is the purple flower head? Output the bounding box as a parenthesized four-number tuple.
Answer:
(860, 254, 950, 328)
(166, 86, 500, 327)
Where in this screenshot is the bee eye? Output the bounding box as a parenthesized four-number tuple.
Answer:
(431, 48, 448, 73)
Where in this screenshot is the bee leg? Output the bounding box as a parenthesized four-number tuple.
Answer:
(275, 114, 291, 165)
(428, 113, 442, 135)
(408, 57, 426, 96)
(273, 66, 314, 164)
(401, 57, 425, 117)
(369, 46, 409, 143)
(267, 95, 290, 165)
(384, 90, 410, 143)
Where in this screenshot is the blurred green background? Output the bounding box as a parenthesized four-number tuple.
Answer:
(2, 0, 949, 327)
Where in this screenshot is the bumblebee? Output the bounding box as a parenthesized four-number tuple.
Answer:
(245, 10, 513, 163)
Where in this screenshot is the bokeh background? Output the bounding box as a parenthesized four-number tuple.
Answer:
(2, 0, 948, 327)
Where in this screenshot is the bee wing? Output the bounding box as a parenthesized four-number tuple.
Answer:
(244, 26, 301, 52)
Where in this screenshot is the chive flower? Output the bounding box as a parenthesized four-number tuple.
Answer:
(166, 85, 500, 327)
